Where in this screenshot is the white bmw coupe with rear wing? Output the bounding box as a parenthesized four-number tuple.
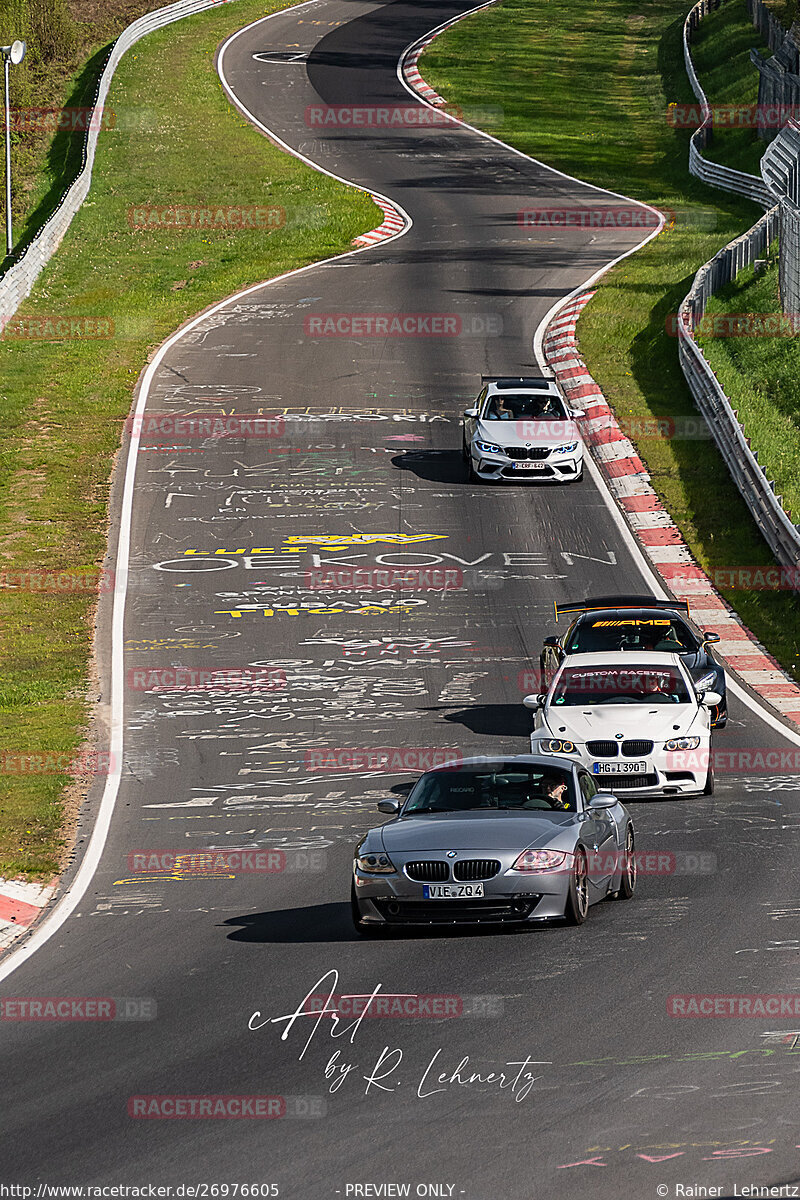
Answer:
(523, 651, 720, 797)
(462, 375, 583, 483)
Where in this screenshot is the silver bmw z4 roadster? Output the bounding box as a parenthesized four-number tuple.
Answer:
(351, 755, 636, 933)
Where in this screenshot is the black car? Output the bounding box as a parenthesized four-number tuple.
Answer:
(539, 594, 727, 728)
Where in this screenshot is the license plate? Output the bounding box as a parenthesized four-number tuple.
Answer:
(423, 883, 485, 899)
(593, 761, 647, 775)
(512, 461, 547, 470)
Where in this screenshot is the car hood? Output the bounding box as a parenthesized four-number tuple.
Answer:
(542, 703, 701, 742)
(475, 418, 578, 448)
(379, 810, 578, 853)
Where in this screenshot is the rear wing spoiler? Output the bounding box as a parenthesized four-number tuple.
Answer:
(553, 595, 691, 621)
(480, 372, 556, 386)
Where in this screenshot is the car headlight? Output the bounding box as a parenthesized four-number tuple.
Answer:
(540, 738, 577, 754)
(553, 442, 579, 454)
(695, 672, 717, 692)
(664, 736, 701, 751)
(511, 849, 568, 873)
(475, 440, 505, 455)
(355, 852, 396, 874)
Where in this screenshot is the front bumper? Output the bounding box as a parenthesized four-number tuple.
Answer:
(352, 864, 572, 925)
(470, 444, 582, 482)
(529, 738, 710, 796)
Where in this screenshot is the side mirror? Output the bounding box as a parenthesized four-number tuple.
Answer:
(543, 636, 560, 649)
(463, 406, 479, 419)
(702, 631, 721, 645)
(589, 794, 618, 810)
(700, 690, 722, 707)
(522, 693, 545, 710)
(377, 798, 400, 815)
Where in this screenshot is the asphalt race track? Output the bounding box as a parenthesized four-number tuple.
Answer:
(2, 1, 800, 1195)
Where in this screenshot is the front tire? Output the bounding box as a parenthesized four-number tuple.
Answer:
(564, 849, 589, 925)
(703, 763, 715, 795)
(610, 826, 636, 900)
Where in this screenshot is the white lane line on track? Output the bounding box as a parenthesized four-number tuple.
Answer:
(1, 0, 796, 985)
(0, 0, 414, 984)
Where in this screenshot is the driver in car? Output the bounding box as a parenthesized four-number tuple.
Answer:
(542, 774, 572, 810)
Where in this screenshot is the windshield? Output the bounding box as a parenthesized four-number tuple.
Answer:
(552, 665, 690, 706)
(483, 392, 565, 421)
(569, 616, 697, 654)
(404, 765, 576, 813)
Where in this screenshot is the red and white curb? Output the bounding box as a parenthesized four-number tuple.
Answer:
(545, 291, 800, 728)
(352, 196, 407, 247)
(0, 878, 56, 954)
(403, 41, 450, 108)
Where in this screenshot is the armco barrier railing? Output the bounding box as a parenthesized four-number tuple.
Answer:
(762, 118, 800, 313)
(683, 0, 773, 207)
(746, 0, 789, 55)
(0, 0, 241, 328)
(677, 212, 800, 577)
(677, 4, 800, 578)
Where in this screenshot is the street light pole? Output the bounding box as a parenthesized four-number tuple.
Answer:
(1, 40, 27, 259)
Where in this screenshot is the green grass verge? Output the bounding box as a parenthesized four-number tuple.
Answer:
(689, 0, 768, 177)
(0, 0, 379, 878)
(698, 250, 800, 520)
(421, 0, 800, 674)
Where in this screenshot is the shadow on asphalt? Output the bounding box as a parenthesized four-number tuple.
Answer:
(431, 704, 532, 739)
(391, 450, 467, 484)
(221, 904, 542, 942)
(222, 903, 356, 943)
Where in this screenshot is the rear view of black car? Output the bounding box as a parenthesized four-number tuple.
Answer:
(539, 594, 727, 728)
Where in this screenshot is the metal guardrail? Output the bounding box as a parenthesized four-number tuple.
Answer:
(683, 0, 773, 207)
(677, 4, 800, 578)
(746, 0, 789, 55)
(0, 0, 240, 328)
(677, 212, 800, 578)
(762, 118, 800, 312)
